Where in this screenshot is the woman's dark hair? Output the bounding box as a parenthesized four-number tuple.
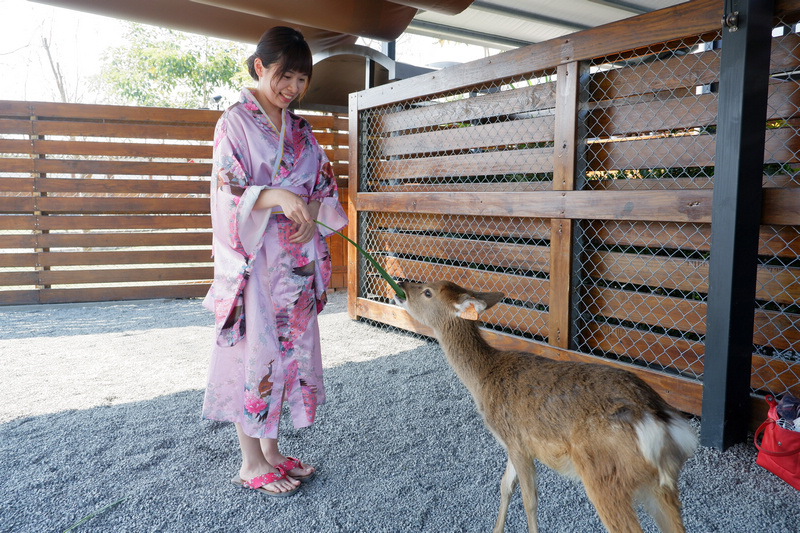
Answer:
(246, 26, 313, 99)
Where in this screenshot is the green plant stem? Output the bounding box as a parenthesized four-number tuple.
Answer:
(315, 220, 405, 300)
(63, 497, 127, 532)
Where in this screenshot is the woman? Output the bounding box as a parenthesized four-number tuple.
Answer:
(202, 26, 348, 497)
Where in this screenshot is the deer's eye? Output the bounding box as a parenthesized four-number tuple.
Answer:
(423, 289, 432, 298)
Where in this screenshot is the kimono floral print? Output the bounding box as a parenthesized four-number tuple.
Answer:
(202, 88, 348, 439)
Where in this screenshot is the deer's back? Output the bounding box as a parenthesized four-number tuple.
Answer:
(476, 350, 673, 450)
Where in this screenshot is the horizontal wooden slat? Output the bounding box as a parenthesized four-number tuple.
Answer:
(381, 256, 550, 305)
(0, 289, 38, 305)
(313, 131, 349, 146)
(766, 79, 800, 121)
(0, 196, 36, 213)
(31, 121, 213, 141)
(31, 139, 212, 159)
(588, 219, 800, 259)
(37, 231, 210, 249)
(33, 159, 211, 177)
(0, 234, 36, 248)
(757, 263, 800, 305)
(365, 181, 552, 194)
(770, 31, 800, 75)
(751, 354, 800, 398)
(582, 321, 705, 377)
(370, 146, 554, 180)
(25, 101, 220, 125)
(39, 266, 213, 285)
(586, 220, 711, 252)
(37, 215, 211, 231)
(762, 188, 800, 225)
(36, 197, 209, 214)
(588, 250, 800, 305)
(354, 297, 703, 415)
(0, 139, 33, 154)
(0, 271, 38, 287)
(588, 48, 721, 102)
(764, 123, 800, 164)
(36, 176, 209, 195)
(588, 92, 717, 137)
(584, 286, 707, 335)
(0, 253, 36, 268)
(588, 250, 708, 293)
(0, 157, 34, 173)
(378, 115, 556, 157)
(358, 189, 714, 223)
(376, 84, 557, 133)
(0, 215, 35, 231)
(370, 212, 550, 240)
(0, 118, 32, 135)
(0, 101, 35, 117)
(374, 232, 550, 273)
(37, 283, 210, 304)
(586, 134, 716, 172)
(38, 249, 211, 267)
(753, 309, 800, 352)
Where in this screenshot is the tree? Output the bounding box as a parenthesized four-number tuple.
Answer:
(99, 23, 250, 108)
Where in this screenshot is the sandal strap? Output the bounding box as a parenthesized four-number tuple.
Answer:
(242, 471, 284, 489)
(275, 456, 302, 473)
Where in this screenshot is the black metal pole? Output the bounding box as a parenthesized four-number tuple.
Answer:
(701, 0, 774, 450)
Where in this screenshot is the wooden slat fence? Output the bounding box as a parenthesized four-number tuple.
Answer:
(348, 0, 800, 427)
(0, 101, 349, 305)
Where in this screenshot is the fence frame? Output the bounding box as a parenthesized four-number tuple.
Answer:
(346, 0, 800, 449)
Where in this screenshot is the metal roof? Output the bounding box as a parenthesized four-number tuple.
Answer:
(32, 0, 690, 52)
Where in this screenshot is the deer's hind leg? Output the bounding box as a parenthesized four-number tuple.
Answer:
(575, 451, 643, 533)
(640, 483, 686, 533)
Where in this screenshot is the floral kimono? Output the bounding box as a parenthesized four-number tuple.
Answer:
(202, 88, 348, 439)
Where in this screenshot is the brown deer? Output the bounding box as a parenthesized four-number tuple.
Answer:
(396, 280, 698, 533)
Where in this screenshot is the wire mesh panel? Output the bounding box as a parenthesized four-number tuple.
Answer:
(573, 34, 722, 379)
(751, 14, 800, 398)
(358, 74, 557, 341)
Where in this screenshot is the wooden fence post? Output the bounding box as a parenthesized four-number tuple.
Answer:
(701, 0, 775, 450)
(550, 61, 579, 349)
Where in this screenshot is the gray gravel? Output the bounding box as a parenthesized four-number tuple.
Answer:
(1, 291, 797, 533)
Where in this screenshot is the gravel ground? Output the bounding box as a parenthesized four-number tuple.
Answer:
(0, 291, 798, 533)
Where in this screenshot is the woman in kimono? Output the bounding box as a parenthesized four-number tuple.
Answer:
(202, 26, 348, 497)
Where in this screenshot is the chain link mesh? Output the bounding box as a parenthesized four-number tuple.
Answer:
(359, 73, 556, 341)
(751, 18, 800, 397)
(572, 35, 720, 379)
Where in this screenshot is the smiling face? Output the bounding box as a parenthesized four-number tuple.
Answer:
(253, 57, 308, 120)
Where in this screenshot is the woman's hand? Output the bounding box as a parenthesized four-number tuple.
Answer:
(255, 190, 321, 244)
(289, 201, 321, 244)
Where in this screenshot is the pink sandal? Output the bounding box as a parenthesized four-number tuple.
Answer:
(274, 456, 315, 483)
(230, 471, 299, 497)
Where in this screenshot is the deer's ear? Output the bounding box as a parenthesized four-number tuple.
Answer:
(454, 296, 485, 320)
(478, 291, 504, 310)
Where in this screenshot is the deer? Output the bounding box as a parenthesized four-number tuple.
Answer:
(395, 280, 698, 533)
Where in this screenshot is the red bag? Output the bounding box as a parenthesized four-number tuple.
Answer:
(754, 395, 800, 491)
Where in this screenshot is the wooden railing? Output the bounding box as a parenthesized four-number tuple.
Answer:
(0, 101, 349, 305)
(347, 0, 800, 433)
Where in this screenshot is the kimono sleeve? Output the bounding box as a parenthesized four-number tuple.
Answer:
(309, 145, 348, 237)
(210, 111, 273, 257)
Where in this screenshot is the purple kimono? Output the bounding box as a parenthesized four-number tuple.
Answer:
(202, 88, 348, 439)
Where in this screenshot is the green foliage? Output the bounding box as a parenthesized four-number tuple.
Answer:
(99, 23, 250, 108)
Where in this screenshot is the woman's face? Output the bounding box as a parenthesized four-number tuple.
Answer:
(254, 58, 308, 113)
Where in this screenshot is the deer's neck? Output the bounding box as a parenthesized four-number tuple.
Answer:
(435, 318, 496, 397)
